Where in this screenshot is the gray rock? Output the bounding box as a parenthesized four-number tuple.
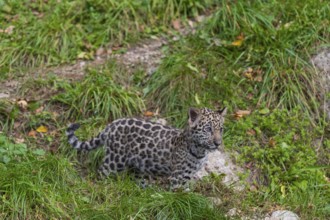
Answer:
(208, 197, 223, 206)
(311, 49, 330, 120)
(0, 93, 10, 99)
(312, 49, 330, 74)
(265, 210, 300, 220)
(194, 150, 244, 191)
(226, 208, 239, 217)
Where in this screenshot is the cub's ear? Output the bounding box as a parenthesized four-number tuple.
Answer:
(217, 107, 227, 116)
(188, 108, 200, 127)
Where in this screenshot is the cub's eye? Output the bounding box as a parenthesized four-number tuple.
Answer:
(220, 127, 224, 133)
(204, 126, 212, 133)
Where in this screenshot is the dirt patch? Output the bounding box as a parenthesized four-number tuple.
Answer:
(114, 38, 167, 76)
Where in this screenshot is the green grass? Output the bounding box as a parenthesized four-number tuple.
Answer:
(0, 0, 329, 219)
(203, 0, 329, 116)
(0, 100, 19, 131)
(54, 61, 145, 121)
(0, 0, 219, 76)
(0, 144, 225, 219)
(145, 38, 248, 125)
(146, 0, 329, 121)
(224, 108, 330, 218)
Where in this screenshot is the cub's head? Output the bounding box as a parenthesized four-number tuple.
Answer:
(187, 107, 227, 151)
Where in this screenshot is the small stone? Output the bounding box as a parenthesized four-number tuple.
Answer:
(155, 118, 167, 126)
(312, 49, 330, 74)
(226, 208, 238, 217)
(0, 93, 9, 99)
(96, 47, 106, 56)
(196, 15, 205, 22)
(268, 210, 300, 220)
(208, 197, 223, 206)
(188, 20, 194, 28)
(79, 61, 86, 68)
(172, 36, 180, 41)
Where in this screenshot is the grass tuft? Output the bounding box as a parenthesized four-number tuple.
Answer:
(0, 100, 20, 131)
(54, 61, 145, 121)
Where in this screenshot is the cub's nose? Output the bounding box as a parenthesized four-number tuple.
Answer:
(214, 139, 221, 146)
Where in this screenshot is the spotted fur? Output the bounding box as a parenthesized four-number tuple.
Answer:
(66, 107, 227, 188)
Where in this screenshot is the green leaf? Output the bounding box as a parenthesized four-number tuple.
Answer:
(187, 63, 199, 73)
(13, 150, 25, 155)
(2, 155, 10, 164)
(194, 93, 201, 105)
(81, 196, 90, 203)
(32, 149, 46, 156)
(259, 108, 270, 115)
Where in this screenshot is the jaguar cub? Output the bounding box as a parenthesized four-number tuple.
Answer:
(66, 107, 227, 188)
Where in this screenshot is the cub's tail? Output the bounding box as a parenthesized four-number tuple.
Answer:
(66, 123, 104, 151)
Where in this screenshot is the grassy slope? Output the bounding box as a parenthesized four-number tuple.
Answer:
(0, 0, 217, 76)
(1, 0, 330, 219)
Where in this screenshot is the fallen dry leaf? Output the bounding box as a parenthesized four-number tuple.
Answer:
(14, 121, 21, 129)
(246, 67, 253, 73)
(246, 93, 254, 100)
(231, 34, 244, 47)
(232, 39, 243, 46)
(77, 52, 89, 59)
(254, 75, 263, 82)
(0, 25, 15, 34)
(172, 19, 181, 30)
(154, 108, 160, 116)
(107, 48, 113, 55)
(50, 130, 58, 136)
(234, 113, 242, 120)
(51, 111, 59, 118)
(35, 106, 44, 114)
(36, 125, 48, 133)
(112, 45, 122, 51)
(236, 110, 251, 116)
(269, 138, 276, 147)
(188, 20, 194, 28)
(15, 138, 25, 144)
(234, 110, 251, 120)
(32, 10, 44, 18)
(195, 15, 205, 23)
(144, 111, 154, 117)
(96, 47, 106, 56)
(17, 99, 28, 110)
(28, 130, 37, 138)
(293, 134, 300, 141)
(243, 67, 263, 82)
(244, 72, 253, 80)
(246, 129, 256, 136)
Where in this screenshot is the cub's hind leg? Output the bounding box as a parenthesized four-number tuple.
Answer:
(98, 145, 127, 178)
(98, 149, 117, 178)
